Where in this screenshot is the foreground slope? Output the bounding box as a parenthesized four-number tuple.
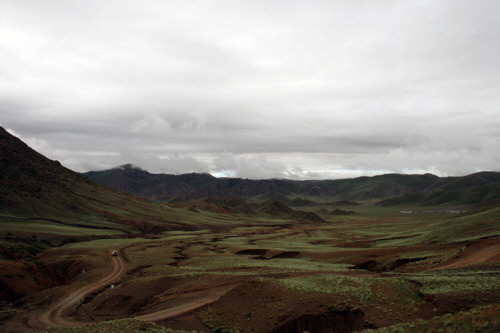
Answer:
(0, 125, 233, 307)
(8, 203, 498, 333)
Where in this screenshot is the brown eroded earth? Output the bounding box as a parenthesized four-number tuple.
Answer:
(2, 224, 500, 333)
(23, 244, 240, 331)
(26, 247, 131, 329)
(429, 238, 500, 271)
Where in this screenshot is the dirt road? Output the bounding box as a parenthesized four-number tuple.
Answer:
(26, 245, 237, 329)
(430, 240, 500, 271)
(27, 248, 130, 329)
(136, 284, 238, 322)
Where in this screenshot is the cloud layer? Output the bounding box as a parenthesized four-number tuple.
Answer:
(1, 1, 499, 179)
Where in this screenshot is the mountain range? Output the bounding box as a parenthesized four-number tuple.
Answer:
(0, 126, 326, 244)
(83, 164, 500, 207)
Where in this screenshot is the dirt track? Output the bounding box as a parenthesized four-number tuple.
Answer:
(430, 240, 500, 271)
(135, 283, 238, 322)
(26, 245, 237, 329)
(27, 248, 130, 329)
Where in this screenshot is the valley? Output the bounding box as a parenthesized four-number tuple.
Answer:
(1, 126, 500, 333)
(2, 207, 500, 333)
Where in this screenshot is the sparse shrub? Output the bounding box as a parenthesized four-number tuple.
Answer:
(27, 246, 39, 255)
(40, 239, 53, 246)
(34, 261, 46, 269)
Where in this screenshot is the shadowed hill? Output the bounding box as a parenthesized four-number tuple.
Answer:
(0, 127, 222, 237)
(257, 199, 294, 216)
(84, 167, 443, 204)
(84, 164, 218, 201)
(167, 197, 326, 222)
(426, 172, 500, 191)
(84, 165, 500, 207)
(376, 180, 500, 207)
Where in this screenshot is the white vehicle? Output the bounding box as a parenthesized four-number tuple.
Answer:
(111, 250, 118, 256)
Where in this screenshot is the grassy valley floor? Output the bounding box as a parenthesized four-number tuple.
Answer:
(1, 204, 499, 333)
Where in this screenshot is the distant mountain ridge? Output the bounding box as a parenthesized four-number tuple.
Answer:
(83, 164, 500, 206)
(167, 197, 326, 223)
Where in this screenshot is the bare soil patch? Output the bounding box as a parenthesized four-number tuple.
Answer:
(429, 238, 500, 271)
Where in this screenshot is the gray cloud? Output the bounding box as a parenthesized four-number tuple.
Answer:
(1, 1, 499, 179)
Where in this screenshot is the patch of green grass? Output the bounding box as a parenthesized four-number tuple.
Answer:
(0, 220, 122, 236)
(408, 270, 500, 295)
(260, 274, 424, 306)
(387, 278, 422, 305)
(241, 258, 353, 273)
(178, 253, 353, 275)
(363, 304, 500, 333)
(376, 206, 500, 247)
(260, 274, 373, 300)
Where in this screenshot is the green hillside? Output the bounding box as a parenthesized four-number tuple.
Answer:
(376, 182, 500, 207)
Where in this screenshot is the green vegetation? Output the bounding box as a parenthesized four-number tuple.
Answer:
(363, 304, 500, 333)
(0, 220, 122, 237)
(408, 270, 500, 295)
(262, 273, 372, 295)
(364, 205, 500, 248)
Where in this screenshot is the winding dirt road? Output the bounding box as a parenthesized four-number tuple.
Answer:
(430, 242, 500, 271)
(26, 245, 237, 329)
(135, 283, 238, 322)
(28, 248, 130, 329)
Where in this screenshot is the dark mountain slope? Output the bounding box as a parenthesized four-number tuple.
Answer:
(319, 173, 441, 201)
(84, 164, 500, 207)
(83, 165, 218, 201)
(167, 197, 325, 222)
(84, 167, 313, 203)
(376, 182, 500, 207)
(86, 166, 478, 205)
(0, 127, 215, 236)
(433, 172, 500, 191)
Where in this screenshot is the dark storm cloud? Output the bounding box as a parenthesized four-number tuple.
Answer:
(1, 1, 499, 179)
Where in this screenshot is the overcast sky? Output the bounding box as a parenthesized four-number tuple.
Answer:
(1, 1, 499, 179)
